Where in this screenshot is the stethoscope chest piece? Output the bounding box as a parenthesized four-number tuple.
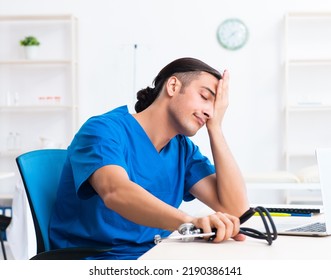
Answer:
(154, 223, 214, 244)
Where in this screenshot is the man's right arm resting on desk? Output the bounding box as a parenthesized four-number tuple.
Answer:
(89, 163, 247, 243)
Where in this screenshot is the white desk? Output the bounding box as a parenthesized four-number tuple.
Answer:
(140, 215, 331, 260)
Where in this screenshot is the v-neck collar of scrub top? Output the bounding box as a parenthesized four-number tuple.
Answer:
(124, 106, 172, 156)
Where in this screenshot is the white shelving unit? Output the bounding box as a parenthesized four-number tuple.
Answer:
(284, 12, 331, 172)
(0, 14, 78, 200)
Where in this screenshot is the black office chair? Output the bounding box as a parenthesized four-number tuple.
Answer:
(0, 214, 11, 260)
(16, 149, 111, 260)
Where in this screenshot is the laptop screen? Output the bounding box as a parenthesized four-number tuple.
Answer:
(316, 147, 331, 233)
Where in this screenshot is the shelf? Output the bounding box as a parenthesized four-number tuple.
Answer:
(287, 105, 331, 112)
(0, 60, 74, 65)
(0, 105, 74, 112)
(0, 150, 23, 157)
(287, 12, 331, 18)
(287, 59, 331, 65)
(285, 145, 318, 156)
(287, 153, 315, 158)
(0, 172, 15, 180)
(0, 194, 14, 200)
(0, 14, 76, 21)
(247, 183, 320, 191)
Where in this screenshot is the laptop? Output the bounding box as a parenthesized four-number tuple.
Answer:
(275, 147, 331, 236)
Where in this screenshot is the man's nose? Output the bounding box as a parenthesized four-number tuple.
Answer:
(203, 105, 214, 119)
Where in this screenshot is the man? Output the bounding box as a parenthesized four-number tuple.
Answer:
(49, 57, 249, 259)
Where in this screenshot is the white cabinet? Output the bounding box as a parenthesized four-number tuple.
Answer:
(0, 15, 78, 199)
(284, 12, 331, 172)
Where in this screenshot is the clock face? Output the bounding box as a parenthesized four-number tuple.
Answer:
(217, 18, 248, 50)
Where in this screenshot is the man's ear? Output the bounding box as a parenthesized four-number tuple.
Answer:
(166, 76, 181, 97)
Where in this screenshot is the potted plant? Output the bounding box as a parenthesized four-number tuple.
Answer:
(20, 36, 41, 59)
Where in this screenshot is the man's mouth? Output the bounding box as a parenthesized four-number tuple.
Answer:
(194, 114, 205, 126)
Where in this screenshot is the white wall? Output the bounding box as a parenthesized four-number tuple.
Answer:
(1, 0, 331, 174)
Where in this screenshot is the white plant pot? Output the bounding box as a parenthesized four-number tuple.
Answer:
(24, 46, 39, 60)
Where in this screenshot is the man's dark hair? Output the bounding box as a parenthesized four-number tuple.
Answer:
(135, 57, 222, 113)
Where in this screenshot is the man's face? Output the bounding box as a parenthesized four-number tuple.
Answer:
(168, 72, 218, 136)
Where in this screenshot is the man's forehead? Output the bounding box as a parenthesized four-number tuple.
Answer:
(195, 73, 218, 96)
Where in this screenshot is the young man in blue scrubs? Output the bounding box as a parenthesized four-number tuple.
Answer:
(49, 57, 249, 259)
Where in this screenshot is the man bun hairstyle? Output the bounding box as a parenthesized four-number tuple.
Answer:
(135, 57, 222, 113)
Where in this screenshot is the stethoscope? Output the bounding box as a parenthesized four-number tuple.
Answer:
(154, 223, 216, 244)
(154, 206, 277, 245)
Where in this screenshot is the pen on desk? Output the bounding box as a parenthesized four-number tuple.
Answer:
(254, 212, 291, 217)
(290, 213, 312, 217)
(253, 212, 312, 217)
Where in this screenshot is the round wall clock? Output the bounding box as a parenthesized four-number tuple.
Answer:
(216, 18, 249, 50)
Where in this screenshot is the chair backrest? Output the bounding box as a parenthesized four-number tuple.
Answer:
(16, 149, 67, 254)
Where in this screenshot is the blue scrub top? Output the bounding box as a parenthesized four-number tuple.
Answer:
(49, 105, 215, 259)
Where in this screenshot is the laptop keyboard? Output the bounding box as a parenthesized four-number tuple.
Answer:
(287, 222, 326, 233)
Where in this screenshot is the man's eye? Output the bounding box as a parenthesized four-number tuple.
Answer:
(201, 95, 207, 100)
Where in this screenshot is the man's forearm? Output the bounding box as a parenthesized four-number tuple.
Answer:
(208, 127, 249, 216)
(91, 165, 193, 231)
